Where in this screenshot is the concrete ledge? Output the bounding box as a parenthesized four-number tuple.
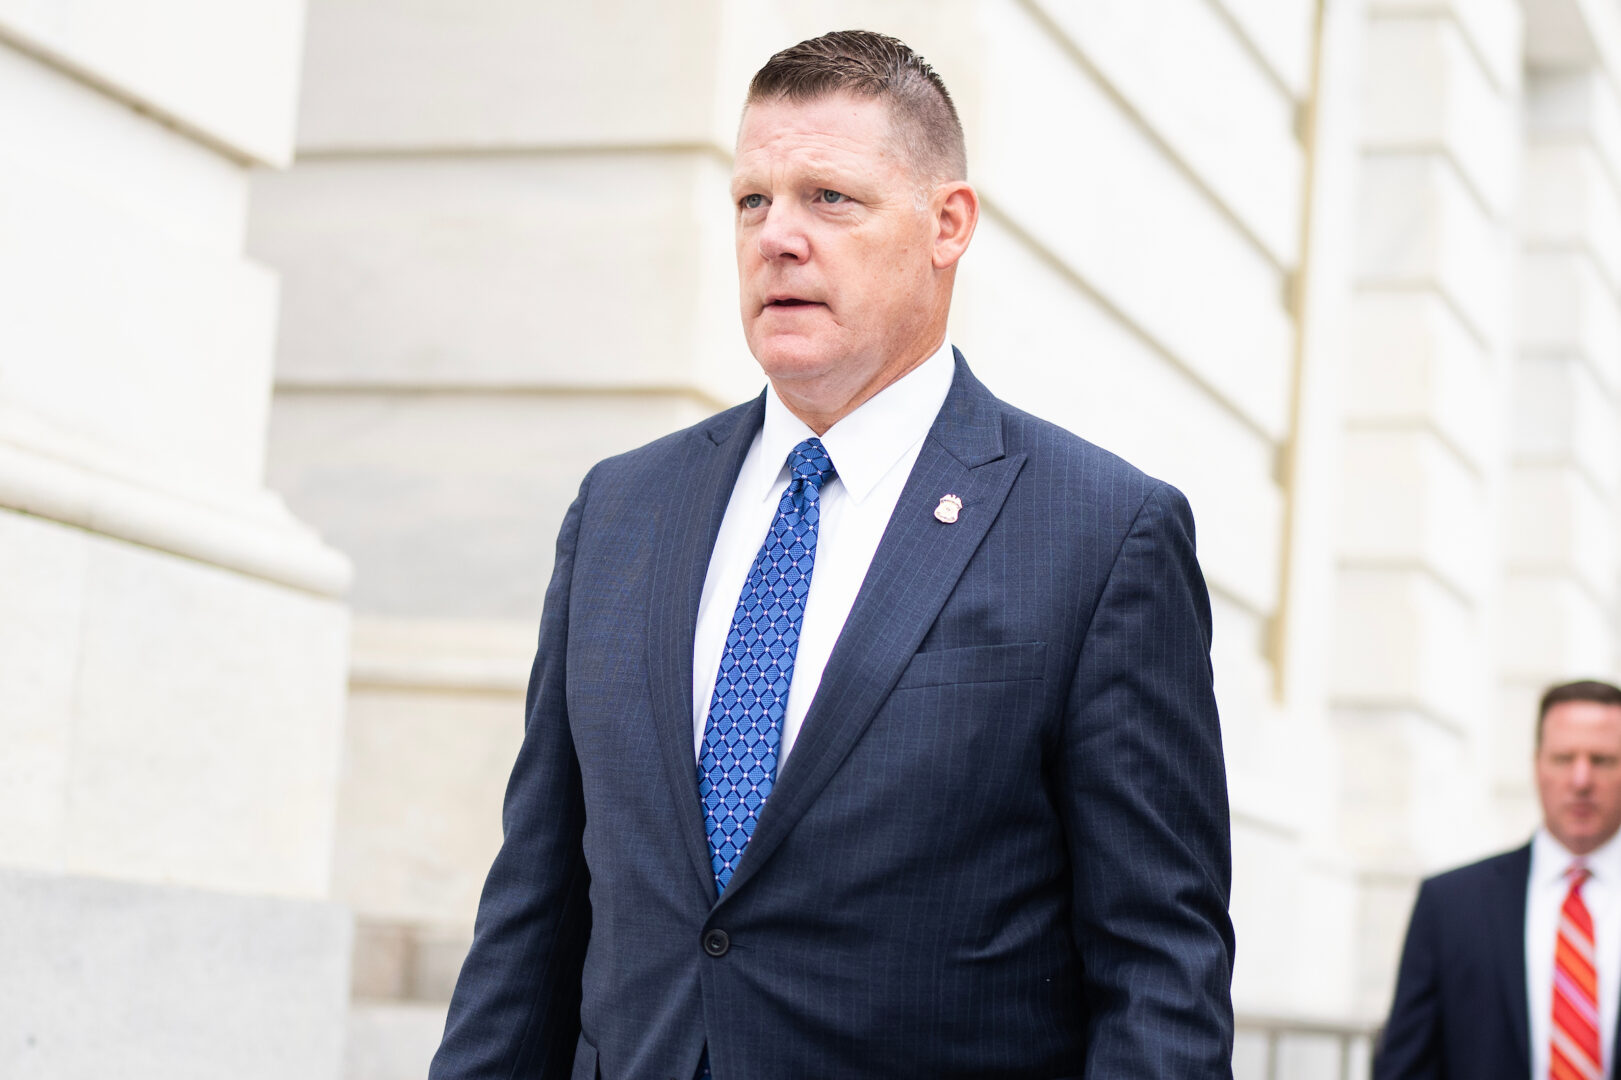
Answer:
(346, 1002, 448, 1080)
(0, 0, 303, 166)
(0, 868, 352, 1079)
(0, 436, 351, 598)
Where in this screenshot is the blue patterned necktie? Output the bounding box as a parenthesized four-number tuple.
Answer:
(698, 437, 837, 895)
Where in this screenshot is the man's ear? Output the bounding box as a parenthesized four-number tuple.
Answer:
(931, 181, 979, 270)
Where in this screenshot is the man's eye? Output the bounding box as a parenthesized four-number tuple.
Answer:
(819, 189, 848, 203)
(740, 194, 766, 210)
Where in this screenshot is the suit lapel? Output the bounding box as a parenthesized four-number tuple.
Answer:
(1496, 844, 1532, 1076)
(719, 356, 1026, 901)
(646, 394, 764, 899)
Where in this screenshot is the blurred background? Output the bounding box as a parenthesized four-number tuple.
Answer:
(0, 0, 1613, 1077)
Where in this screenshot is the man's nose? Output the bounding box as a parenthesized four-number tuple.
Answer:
(757, 204, 809, 262)
(1573, 758, 1594, 789)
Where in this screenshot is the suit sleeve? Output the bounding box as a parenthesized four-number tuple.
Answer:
(1062, 481, 1236, 1079)
(429, 470, 594, 1080)
(1372, 881, 1444, 1080)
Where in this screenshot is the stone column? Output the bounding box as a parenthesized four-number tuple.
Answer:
(1502, 2, 1621, 829)
(0, 1, 353, 1078)
(1334, 0, 1524, 1015)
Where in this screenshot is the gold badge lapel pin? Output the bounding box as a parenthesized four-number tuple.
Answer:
(934, 494, 963, 524)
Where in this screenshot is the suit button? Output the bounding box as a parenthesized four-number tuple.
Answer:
(702, 929, 730, 957)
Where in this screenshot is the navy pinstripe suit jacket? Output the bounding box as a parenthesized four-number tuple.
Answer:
(430, 354, 1236, 1079)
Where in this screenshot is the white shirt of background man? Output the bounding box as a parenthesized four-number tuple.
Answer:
(1526, 825, 1621, 1080)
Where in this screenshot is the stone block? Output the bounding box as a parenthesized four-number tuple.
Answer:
(1527, 68, 1621, 192)
(0, 869, 350, 1080)
(1339, 428, 1487, 600)
(1231, 820, 1301, 1015)
(1524, 0, 1621, 70)
(0, 0, 303, 166)
(975, 2, 1294, 439)
(1209, 0, 1317, 99)
(1492, 679, 1544, 791)
(1033, 0, 1304, 263)
(0, 159, 277, 495)
(0, 43, 248, 254)
(332, 684, 523, 925)
(1493, 787, 1541, 850)
(59, 537, 348, 898)
(1362, 16, 1515, 214)
(1357, 871, 1422, 1015)
(1332, 705, 1488, 868)
(1331, 569, 1479, 731)
(1505, 465, 1616, 597)
(1210, 594, 1282, 787)
(0, 516, 349, 896)
(1232, 1029, 1270, 1080)
(1519, 250, 1621, 391)
(348, 917, 470, 1004)
(346, 1002, 448, 1080)
(1500, 574, 1614, 677)
(1294, 859, 1364, 1018)
(349, 616, 536, 695)
(0, 511, 87, 868)
(1523, 143, 1621, 287)
(1346, 292, 1493, 468)
(957, 217, 1284, 618)
(1372, 0, 1524, 94)
(248, 152, 754, 404)
(412, 925, 474, 1003)
(1356, 153, 1507, 348)
(350, 920, 411, 1001)
(265, 389, 710, 620)
(295, 0, 720, 152)
(1512, 354, 1621, 492)
(1275, 1034, 1351, 1080)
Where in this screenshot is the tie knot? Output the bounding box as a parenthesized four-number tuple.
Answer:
(787, 438, 836, 491)
(1569, 863, 1592, 890)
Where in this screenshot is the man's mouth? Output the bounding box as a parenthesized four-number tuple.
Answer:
(765, 296, 821, 308)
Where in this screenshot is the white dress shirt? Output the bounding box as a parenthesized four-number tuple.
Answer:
(1527, 826, 1621, 1080)
(691, 339, 955, 765)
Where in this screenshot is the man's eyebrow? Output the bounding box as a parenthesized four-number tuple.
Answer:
(729, 165, 859, 194)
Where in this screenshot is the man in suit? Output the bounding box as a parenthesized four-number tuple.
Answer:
(1375, 679, 1621, 1080)
(431, 30, 1234, 1079)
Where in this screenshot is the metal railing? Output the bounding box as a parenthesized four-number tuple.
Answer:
(1235, 1013, 1380, 1080)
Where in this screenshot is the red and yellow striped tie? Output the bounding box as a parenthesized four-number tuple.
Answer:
(1553, 865, 1602, 1080)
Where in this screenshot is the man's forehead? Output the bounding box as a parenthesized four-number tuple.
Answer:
(1543, 701, 1621, 745)
(736, 93, 900, 153)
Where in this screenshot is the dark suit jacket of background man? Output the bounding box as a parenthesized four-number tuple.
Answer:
(1375, 843, 1620, 1079)
(429, 355, 1237, 1079)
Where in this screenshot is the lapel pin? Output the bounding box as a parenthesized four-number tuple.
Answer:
(934, 494, 963, 524)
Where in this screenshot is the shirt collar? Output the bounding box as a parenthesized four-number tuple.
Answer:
(1531, 825, 1621, 887)
(748, 338, 956, 505)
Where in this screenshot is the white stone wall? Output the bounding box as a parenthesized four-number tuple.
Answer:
(0, 1, 353, 1076)
(1332, 0, 1525, 1014)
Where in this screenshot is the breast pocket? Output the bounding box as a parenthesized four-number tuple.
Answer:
(892, 641, 1047, 690)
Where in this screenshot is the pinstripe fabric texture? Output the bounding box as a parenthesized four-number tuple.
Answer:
(1555, 867, 1603, 1080)
(429, 355, 1235, 1080)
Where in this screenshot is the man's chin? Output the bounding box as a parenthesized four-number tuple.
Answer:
(749, 341, 840, 384)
